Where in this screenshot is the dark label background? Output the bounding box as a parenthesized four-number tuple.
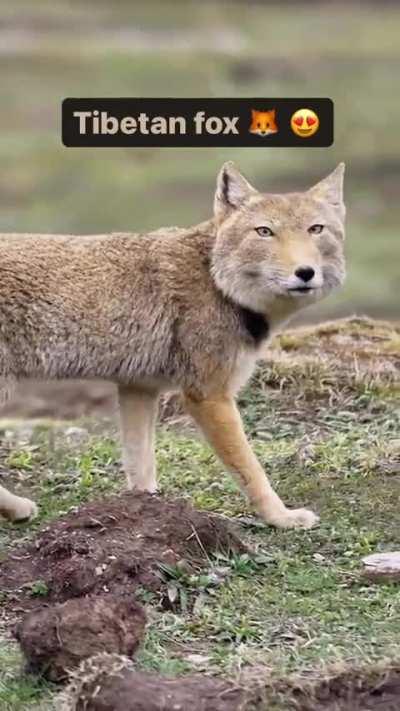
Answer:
(62, 98, 333, 148)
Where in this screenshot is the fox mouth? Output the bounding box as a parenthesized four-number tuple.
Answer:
(288, 286, 315, 294)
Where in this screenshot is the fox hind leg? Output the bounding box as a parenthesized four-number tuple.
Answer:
(118, 385, 159, 492)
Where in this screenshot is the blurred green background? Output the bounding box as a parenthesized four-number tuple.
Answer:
(1, 0, 399, 321)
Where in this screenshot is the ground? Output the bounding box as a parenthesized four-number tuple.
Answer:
(0, 316, 399, 710)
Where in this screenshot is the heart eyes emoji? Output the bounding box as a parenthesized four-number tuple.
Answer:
(290, 108, 320, 137)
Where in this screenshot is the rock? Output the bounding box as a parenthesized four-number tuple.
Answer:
(15, 595, 146, 682)
(362, 552, 400, 582)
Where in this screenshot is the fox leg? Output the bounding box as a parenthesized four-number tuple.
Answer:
(0, 484, 38, 522)
(118, 385, 159, 492)
(184, 392, 318, 529)
(0, 357, 35, 521)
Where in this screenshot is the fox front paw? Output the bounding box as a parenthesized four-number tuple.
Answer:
(268, 507, 319, 530)
(126, 477, 158, 494)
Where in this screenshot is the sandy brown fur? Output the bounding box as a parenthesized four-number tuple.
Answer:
(0, 162, 346, 528)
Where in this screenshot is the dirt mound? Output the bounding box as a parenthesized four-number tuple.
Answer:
(74, 669, 244, 711)
(0, 492, 245, 618)
(59, 653, 400, 711)
(289, 665, 400, 710)
(15, 595, 146, 682)
(59, 653, 248, 711)
(266, 316, 400, 390)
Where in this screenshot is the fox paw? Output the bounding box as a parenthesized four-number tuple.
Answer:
(127, 479, 158, 494)
(269, 507, 319, 530)
(8, 496, 38, 522)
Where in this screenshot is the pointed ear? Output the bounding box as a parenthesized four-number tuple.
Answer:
(309, 163, 345, 208)
(251, 110, 256, 118)
(214, 162, 257, 221)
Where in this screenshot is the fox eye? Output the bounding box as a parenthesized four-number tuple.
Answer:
(255, 226, 274, 237)
(308, 224, 324, 234)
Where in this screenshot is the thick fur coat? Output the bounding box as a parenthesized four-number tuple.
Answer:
(0, 162, 345, 528)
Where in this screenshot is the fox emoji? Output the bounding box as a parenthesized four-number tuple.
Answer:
(0, 163, 345, 530)
(249, 109, 278, 136)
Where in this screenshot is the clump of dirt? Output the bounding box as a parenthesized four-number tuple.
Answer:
(0, 492, 246, 618)
(288, 663, 400, 710)
(57, 653, 400, 711)
(59, 653, 250, 711)
(75, 670, 245, 711)
(15, 595, 146, 682)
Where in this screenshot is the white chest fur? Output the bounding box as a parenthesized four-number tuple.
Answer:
(229, 347, 261, 396)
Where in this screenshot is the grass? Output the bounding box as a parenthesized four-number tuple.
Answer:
(0, 317, 399, 708)
(0, 643, 55, 711)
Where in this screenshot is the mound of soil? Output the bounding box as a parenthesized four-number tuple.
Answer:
(60, 653, 400, 711)
(16, 595, 146, 682)
(60, 653, 248, 711)
(75, 671, 245, 711)
(0, 492, 245, 618)
(265, 316, 400, 389)
(292, 668, 400, 711)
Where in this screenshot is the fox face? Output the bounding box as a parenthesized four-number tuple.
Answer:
(212, 162, 346, 318)
(249, 109, 278, 136)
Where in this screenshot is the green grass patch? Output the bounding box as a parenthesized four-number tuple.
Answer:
(0, 319, 399, 708)
(0, 642, 55, 711)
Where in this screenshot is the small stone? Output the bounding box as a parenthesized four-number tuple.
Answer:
(362, 551, 400, 582)
(313, 553, 325, 563)
(186, 653, 211, 666)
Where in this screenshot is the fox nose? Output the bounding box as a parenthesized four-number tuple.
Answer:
(295, 266, 315, 283)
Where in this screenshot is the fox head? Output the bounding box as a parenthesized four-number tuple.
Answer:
(212, 162, 346, 319)
(249, 109, 278, 136)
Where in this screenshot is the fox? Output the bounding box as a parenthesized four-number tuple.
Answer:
(0, 162, 345, 529)
(249, 109, 278, 136)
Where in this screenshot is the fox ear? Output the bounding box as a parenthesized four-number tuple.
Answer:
(214, 162, 256, 221)
(309, 163, 345, 209)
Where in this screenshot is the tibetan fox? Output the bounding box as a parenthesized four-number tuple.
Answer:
(0, 162, 345, 528)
